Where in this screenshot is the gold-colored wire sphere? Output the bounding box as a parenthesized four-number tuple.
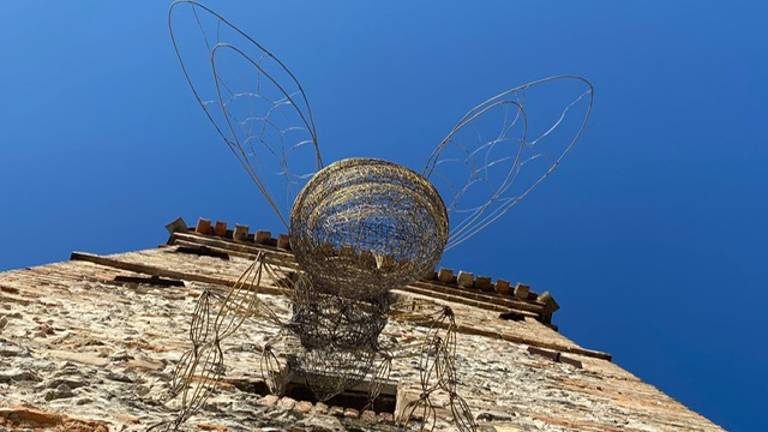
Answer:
(290, 158, 449, 300)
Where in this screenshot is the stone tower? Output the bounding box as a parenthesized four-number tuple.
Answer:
(0, 217, 724, 431)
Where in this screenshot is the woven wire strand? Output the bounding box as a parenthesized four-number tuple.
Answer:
(290, 158, 449, 301)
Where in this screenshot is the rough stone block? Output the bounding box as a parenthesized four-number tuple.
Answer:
(255, 230, 272, 244)
(311, 402, 329, 415)
(0, 407, 109, 431)
(278, 396, 296, 410)
(294, 400, 313, 413)
(257, 394, 279, 407)
(0, 369, 39, 383)
(495, 279, 511, 295)
(361, 410, 377, 423)
(537, 291, 560, 313)
(514, 283, 530, 300)
(457, 271, 474, 288)
(476, 276, 493, 292)
(213, 221, 228, 237)
(437, 268, 454, 284)
(277, 234, 291, 250)
(116, 414, 140, 424)
(232, 224, 249, 242)
(49, 350, 108, 367)
(124, 358, 164, 372)
(195, 218, 212, 235)
(164, 217, 188, 234)
(328, 406, 344, 417)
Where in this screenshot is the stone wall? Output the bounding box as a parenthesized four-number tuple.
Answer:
(0, 240, 724, 431)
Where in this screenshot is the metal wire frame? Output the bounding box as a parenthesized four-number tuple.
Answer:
(424, 75, 594, 250)
(288, 346, 379, 402)
(150, 254, 476, 432)
(288, 270, 390, 351)
(165, 3, 593, 431)
(169, 0, 322, 229)
(395, 306, 476, 432)
(149, 253, 276, 431)
(290, 158, 449, 301)
(170, 2, 594, 252)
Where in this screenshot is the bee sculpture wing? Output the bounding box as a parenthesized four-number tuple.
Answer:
(423, 76, 594, 250)
(169, 1, 322, 228)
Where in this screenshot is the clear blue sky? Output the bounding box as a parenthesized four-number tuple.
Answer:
(1, 1, 766, 430)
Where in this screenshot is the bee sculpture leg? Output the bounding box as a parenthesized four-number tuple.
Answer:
(259, 333, 291, 396)
(388, 303, 477, 432)
(360, 351, 394, 413)
(148, 252, 286, 432)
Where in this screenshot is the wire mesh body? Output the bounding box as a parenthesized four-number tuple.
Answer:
(286, 345, 378, 402)
(290, 158, 449, 301)
(283, 157, 451, 404)
(289, 276, 389, 351)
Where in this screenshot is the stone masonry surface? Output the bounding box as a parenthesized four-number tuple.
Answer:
(0, 242, 725, 431)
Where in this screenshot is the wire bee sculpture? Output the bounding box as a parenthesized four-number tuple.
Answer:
(157, 1, 593, 431)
